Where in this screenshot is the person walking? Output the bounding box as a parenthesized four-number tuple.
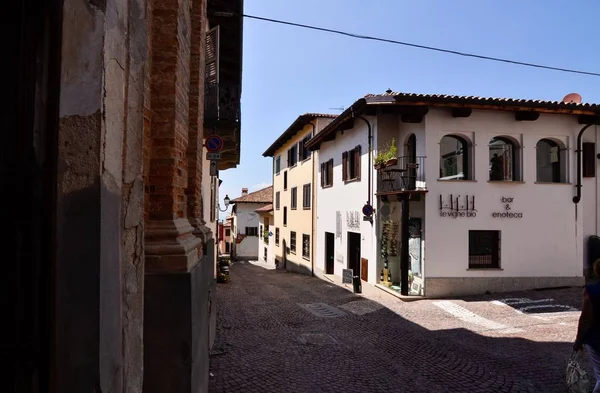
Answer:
(574, 259, 600, 393)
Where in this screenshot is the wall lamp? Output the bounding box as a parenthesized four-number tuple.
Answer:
(218, 195, 230, 212)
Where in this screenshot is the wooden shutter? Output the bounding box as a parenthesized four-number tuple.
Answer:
(205, 26, 220, 86)
(328, 159, 334, 185)
(583, 142, 596, 178)
(320, 163, 325, 187)
(354, 145, 361, 180)
(342, 151, 348, 181)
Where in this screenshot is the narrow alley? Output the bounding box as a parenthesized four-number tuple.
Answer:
(209, 262, 587, 393)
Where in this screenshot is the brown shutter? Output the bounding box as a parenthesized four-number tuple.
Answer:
(583, 142, 596, 178)
(342, 151, 348, 181)
(355, 145, 361, 180)
(321, 163, 325, 187)
(328, 159, 334, 185)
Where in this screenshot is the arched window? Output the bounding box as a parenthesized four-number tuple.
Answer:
(440, 135, 469, 180)
(489, 137, 519, 181)
(536, 139, 563, 183)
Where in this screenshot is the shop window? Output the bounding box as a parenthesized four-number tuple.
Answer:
(302, 234, 310, 259)
(287, 143, 298, 167)
(536, 138, 566, 183)
(468, 230, 500, 269)
(275, 228, 280, 246)
(290, 231, 297, 253)
(303, 184, 311, 209)
(439, 135, 470, 180)
(321, 159, 334, 188)
(299, 133, 312, 161)
(246, 227, 258, 236)
(489, 136, 521, 181)
(342, 145, 361, 181)
(284, 171, 288, 190)
(275, 191, 280, 210)
(583, 142, 596, 178)
(283, 207, 287, 226)
(291, 187, 297, 209)
(275, 156, 281, 175)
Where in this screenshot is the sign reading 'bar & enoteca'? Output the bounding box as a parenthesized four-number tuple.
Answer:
(492, 197, 523, 218)
(439, 194, 477, 218)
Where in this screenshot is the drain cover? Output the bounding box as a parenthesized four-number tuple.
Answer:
(298, 303, 347, 318)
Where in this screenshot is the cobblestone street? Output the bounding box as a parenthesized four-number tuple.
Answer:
(209, 262, 590, 393)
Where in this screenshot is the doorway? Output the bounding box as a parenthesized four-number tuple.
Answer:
(347, 232, 361, 275)
(325, 232, 334, 274)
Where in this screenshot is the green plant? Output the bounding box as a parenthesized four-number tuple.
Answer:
(375, 138, 397, 164)
(263, 229, 270, 243)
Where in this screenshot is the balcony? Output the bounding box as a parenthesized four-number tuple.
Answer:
(377, 156, 426, 194)
(204, 82, 241, 124)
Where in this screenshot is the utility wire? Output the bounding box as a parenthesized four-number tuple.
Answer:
(243, 14, 600, 78)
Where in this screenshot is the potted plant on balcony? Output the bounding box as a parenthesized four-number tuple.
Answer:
(263, 229, 270, 243)
(384, 138, 398, 167)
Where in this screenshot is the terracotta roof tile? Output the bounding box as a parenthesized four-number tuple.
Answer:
(262, 113, 337, 157)
(230, 186, 273, 204)
(255, 204, 273, 213)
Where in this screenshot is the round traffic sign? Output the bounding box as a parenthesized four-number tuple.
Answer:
(206, 134, 224, 152)
(362, 203, 374, 217)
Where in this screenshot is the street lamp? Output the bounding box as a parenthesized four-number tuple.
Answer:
(218, 195, 230, 212)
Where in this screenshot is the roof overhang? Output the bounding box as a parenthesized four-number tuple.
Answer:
(263, 113, 337, 157)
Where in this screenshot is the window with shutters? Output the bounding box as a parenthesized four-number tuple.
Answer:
(302, 184, 311, 209)
(302, 234, 310, 259)
(283, 207, 287, 226)
(204, 26, 220, 121)
(288, 143, 298, 167)
(299, 134, 312, 161)
(321, 159, 334, 188)
(290, 231, 297, 253)
(275, 156, 281, 175)
(275, 228, 280, 245)
(342, 145, 362, 182)
(275, 191, 280, 210)
(291, 187, 298, 210)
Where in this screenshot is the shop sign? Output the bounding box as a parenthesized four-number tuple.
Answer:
(492, 197, 523, 219)
(346, 211, 361, 230)
(439, 194, 477, 218)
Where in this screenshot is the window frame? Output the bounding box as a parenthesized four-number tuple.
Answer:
(342, 145, 362, 182)
(468, 230, 500, 269)
(245, 226, 259, 236)
(275, 191, 280, 210)
(291, 187, 298, 210)
(299, 133, 312, 161)
(225, 228, 230, 237)
(283, 171, 288, 190)
(321, 159, 334, 188)
(275, 156, 281, 175)
(439, 135, 471, 181)
(287, 143, 298, 168)
(302, 184, 311, 209)
(283, 207, 287, 227)
(536, 138, 567, 183)
(290, 231, 297, 253)
(302, 234, 310, 259)
(489, 136, 520, 182)
(275, 227, 280, 246)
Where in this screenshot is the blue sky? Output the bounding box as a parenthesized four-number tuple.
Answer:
(218, 0, 600, 219)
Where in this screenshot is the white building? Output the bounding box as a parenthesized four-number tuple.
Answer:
(256, 204, 276, 265)
(229, 186, 273, 261)
(306, 91, 600, 298)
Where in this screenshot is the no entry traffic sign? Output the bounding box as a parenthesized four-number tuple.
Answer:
(206, 134, 224, 152)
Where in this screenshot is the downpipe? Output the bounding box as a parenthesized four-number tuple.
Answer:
(573, 123, 593, 204)
(351, 109, 373, 209)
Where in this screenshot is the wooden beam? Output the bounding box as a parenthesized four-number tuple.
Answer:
(578, 115, 600, 125)
(401, 114, 425, 123)
(451, 108, 472, 118)
(323, 132, 336, 142)
(515, 111, 540, 121)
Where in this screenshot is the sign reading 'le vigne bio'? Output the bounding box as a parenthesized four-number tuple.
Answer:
(491, 197, 523, 218)
(438, 194, 477, 218)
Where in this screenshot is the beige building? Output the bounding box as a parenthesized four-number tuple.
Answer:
(263, 114, 336, 274)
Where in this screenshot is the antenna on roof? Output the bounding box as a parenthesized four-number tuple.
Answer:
(329, 106, 345, 112)
(562, 92, 582, 104)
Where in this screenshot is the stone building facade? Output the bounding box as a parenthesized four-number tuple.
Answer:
(5, 0, 243, 392)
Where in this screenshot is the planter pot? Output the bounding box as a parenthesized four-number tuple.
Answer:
(374, 163, 384, 170)
(384, 158, 398, 167)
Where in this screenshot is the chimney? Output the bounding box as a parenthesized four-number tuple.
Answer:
(241, 188, 248, 196)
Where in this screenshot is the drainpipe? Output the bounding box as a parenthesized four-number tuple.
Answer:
(351, 109, 373, 208)
(573, 123, 594, 204)
(307, 121, 317, 277)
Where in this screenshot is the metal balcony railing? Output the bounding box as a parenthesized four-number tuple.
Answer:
(377, 156, 426, 192)
(204, 83, 241, 122)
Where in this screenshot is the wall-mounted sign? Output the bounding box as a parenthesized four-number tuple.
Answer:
(362, 203, 374, 217)
(439, 194, 477, 218)
(346, 211, 361, 230)
(492, 197, 523, 218)
(205, 134, 224, 152)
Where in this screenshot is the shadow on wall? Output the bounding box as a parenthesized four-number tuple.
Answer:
(210, 262, 592, 393)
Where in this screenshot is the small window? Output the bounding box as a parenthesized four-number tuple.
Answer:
(284, 171, 288, 190)
(225, 229, 230, 236)
(275, 228, 280, 245)
(342, 145, 362, 181)
(283, 207, 287, 226)
(583, 142, 596, 178)
(300, 134, 312, 161)
(468, 230, 500, 269)
(536, 138, 566, 183)
(225, 242, 230, 253)
(302, 234, 310, 259)
(288, 144, 298, 167)
(246, 227, 258, 236)
(440, 135, 470, 180)
(275, 191, 280, 210)
(290, 231, 297, 253)
(303, 184, 311, 209)
(321, 159, 334, 188)
(275, 156, 281, 175)
(263, 247, 267, 261)
(291, 187, 297, 209)
(489, 137, 520, 181)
